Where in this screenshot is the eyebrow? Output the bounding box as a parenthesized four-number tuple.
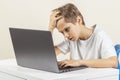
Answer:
(64, 26, 70, 30)
(59, 26, 70, 33)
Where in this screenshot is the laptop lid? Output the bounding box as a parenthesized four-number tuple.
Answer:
(9, 28, 60, 73)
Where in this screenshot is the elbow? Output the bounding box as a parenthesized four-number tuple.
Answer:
(111, 58, 118, 68)
(113, 60, 118, 68)
(107, 56, 118, 68)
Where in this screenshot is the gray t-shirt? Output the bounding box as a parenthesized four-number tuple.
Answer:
(57, 24, 116, 60)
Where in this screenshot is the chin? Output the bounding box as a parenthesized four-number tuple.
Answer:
(71, 38, 77, 41)
(70, 39, 74, 41)
(75, 38, 79, 41)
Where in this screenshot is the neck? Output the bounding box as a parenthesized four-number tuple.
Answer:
(79, 25, 93, 40)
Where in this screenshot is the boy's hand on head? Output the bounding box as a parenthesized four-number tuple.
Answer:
(49, 11, 62, 33)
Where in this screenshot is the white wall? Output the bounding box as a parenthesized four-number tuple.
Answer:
(0, 0, 120, 59)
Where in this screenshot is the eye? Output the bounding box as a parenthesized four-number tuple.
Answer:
(59, 31, 63, 34)
(65, 27, 70, 32)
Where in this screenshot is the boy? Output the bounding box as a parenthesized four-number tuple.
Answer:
(49, 3, 118, 68)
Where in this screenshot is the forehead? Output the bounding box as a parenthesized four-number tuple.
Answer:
(57, 18, 70, 31)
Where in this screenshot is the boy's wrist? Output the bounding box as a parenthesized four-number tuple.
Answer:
(49, 27, 54, 33)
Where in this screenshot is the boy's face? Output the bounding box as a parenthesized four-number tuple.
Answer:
(57, 18, 81, 41)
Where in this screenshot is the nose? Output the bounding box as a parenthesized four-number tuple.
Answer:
(63, 32, 69, 38)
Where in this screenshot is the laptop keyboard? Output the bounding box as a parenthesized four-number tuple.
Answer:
(59, 66, 86, 73)
(60, 68, 72, 72)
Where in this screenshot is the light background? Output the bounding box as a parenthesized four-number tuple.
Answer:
(0, 0, 120, 60)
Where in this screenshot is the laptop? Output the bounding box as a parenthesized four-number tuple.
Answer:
(9, 28, 86, 73)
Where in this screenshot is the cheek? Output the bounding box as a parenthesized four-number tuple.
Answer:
(73, 30, 80, 38)
(69, 30, 77, 37)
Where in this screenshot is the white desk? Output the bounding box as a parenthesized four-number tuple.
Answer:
(0, 59, 119, 80)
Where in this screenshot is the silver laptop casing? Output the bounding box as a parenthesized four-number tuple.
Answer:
(9, 28, 60, 73)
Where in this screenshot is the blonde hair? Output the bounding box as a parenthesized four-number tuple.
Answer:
(53, 3, 85, 25)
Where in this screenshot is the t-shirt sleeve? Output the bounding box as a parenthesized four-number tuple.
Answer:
(57, 39, 70, 54)
(100, 32, 117, 58)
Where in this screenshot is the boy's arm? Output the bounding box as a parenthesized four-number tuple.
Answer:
(58, 56, 118, 68)
(48, 11, 63, 56)
(54, 46, 62, 56)
(79, 56, 118, 68)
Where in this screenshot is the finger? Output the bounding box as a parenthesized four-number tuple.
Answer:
(62, 64, 69, 68)
(55, 16, 63, 27)
(59, 61, 67, 69)
(58, 61, 63, 68)
(54, 11, 60, 15)
(60, 60, 69, 68)
(62, 60, 70, 68)
(60, 62, 66, 67)
(61, 62, 67, 68)
(51, 11, 60, 17)
(58, 61, 62, 67)
(56, 16, 63, 20)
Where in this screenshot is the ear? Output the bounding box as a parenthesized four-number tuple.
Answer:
(76, 16, 83, 24)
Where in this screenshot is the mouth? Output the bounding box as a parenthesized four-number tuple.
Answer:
(69, 37, 73, 40)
